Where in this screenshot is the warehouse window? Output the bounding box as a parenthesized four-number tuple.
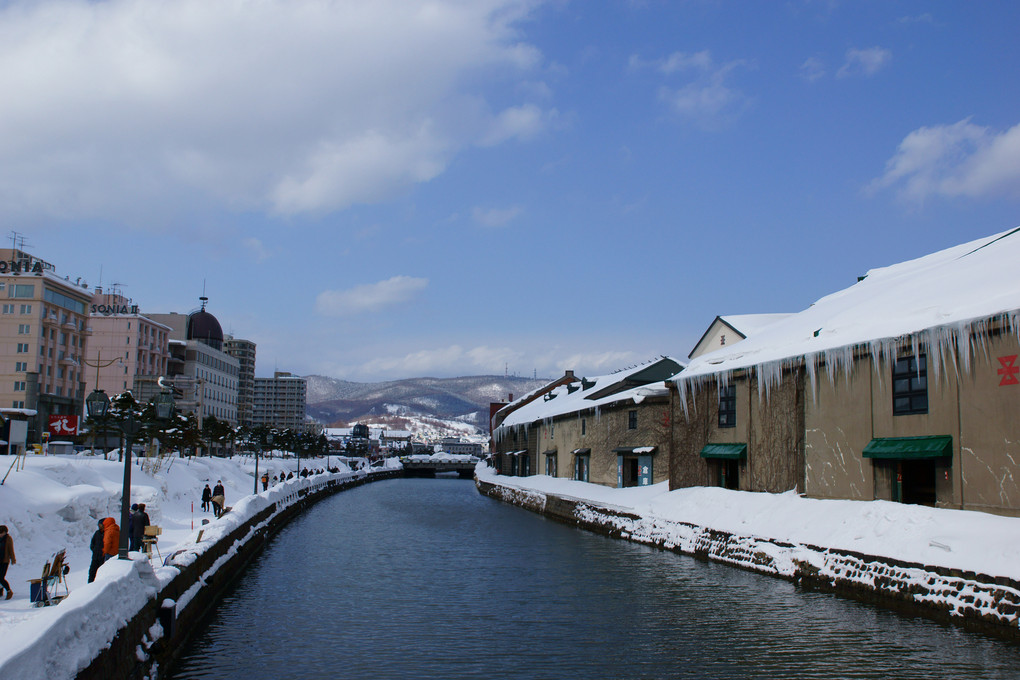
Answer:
(718, 385, 736, 428)
(893, 354, 928, 415)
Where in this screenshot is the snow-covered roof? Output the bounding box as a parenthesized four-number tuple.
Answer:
(676, 227, 1020, 392)
(718, 313, 793, 337)
(497, 358, 680, 429)
(492, 372, 577, 422)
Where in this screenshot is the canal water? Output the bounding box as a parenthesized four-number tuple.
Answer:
(170, 478, 1020, 679)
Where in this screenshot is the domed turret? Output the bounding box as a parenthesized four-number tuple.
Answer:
(187, 297, 223, 351)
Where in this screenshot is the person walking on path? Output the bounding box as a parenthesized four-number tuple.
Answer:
(88, 520, 105, 583)
(212, 480, 225, 518)
(261, 472, 269, 491)
(201, 484, 212, 512)
(102, 517, 120, 561)
(0, 525, 16, 600)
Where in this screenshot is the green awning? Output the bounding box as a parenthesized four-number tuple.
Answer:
(700, 443, 747, 460)
(862, 435, 952, 459)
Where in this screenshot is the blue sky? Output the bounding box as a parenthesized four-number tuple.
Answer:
(1, 1, 1018, 381)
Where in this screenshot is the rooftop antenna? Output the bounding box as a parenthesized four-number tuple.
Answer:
(9, 230, 26, 251)
(199, 295, 209, 311)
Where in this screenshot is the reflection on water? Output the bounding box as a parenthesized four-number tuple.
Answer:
(170, 478, 1020, 679)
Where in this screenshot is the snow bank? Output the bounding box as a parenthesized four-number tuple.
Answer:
(476, 466, 1020, 631)
(0, 451, 357, 679)
(475, 464, 1020, 581)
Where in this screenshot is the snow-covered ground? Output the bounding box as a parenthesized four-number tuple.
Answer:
(475, 465, 1020, 581)
(0, 448, 366, 674)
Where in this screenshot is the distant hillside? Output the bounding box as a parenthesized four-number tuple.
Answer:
(305, 374, 550, 437)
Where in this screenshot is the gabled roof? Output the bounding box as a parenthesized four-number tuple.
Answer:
(677, 227, 1020, 386)
(688, 314, 793, 359)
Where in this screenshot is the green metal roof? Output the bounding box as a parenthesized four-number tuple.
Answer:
(862, 435, 952, 459)
(700, 443, 747, 460)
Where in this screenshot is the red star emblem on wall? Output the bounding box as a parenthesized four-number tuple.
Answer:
(998, 355, 1020, 386)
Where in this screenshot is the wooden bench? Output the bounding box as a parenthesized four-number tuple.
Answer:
(27, 549, 68, 607)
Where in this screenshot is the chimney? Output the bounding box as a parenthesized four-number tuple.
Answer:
(508, 393, 514, 402)
(565, 370, 575, 379)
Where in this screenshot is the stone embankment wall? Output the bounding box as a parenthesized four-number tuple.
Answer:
(77, 469, 401, 680)
(476, 477, 1020, 641)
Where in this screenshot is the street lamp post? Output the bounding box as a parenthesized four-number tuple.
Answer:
(253, 434, 260, 495)
(117, 412, 142, 559)
(86, 388, 175, 560)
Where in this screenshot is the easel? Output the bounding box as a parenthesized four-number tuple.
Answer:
(1, 447, 27, 485)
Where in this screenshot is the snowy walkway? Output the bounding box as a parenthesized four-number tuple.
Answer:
(0, 452, 382, 678)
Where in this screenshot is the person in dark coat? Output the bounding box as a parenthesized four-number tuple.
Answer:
(129, 503, 150, 552)
(88, 519, 105, 583)
(211, 480, 225, 518)
(0, 525, 16, 599)
(201, 484, 212, 512)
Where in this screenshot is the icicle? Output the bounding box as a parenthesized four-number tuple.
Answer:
(805, 352, 818, 403)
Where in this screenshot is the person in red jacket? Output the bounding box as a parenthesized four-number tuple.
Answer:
(102, 517, 120, 561)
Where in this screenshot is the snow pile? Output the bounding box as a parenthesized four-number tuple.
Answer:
(0, 451, 355, 679)
(475, 464, 1020, 581)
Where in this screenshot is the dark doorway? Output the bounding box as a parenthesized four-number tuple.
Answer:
(621, 457, 639, 487)
(899, 460, 937, 506)
(714, 459, 739, 490)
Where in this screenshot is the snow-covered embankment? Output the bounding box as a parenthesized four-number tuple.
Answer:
(475, 465, 1020, 640)
(0, 462, 400, 680)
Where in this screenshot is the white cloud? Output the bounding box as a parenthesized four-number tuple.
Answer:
(478, 104, 553, 146)
(242, 237, 270, 263)
(799, 56, 826, 83)
(0, 0, 549, 223)
(315, 276, 428, 316)
(870, 119, 1020, 203)
(316, 342, 650, 382)
(355, 344, 520, 378)
(555, 350, 641, 375)
(633, 50, 749, 124)
(836, 46, 891, 78)
(472, 205, 523, 228)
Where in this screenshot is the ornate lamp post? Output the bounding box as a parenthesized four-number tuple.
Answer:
(87, 388, 175, 561)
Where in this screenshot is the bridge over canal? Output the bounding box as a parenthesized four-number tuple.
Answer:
(399, 454, 479, 478)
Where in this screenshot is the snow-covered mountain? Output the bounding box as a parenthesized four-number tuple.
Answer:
(305, 374, 549, 439)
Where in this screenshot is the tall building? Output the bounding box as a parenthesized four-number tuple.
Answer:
(252, 371, 307, 430)
(224, 336, 256, 427)
(83, 287, 171, 396)
(149, 299, 239, 425)
(0, 248, 92, 444)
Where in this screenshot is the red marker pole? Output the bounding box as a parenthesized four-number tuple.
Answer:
(191, 501, 194, 530)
